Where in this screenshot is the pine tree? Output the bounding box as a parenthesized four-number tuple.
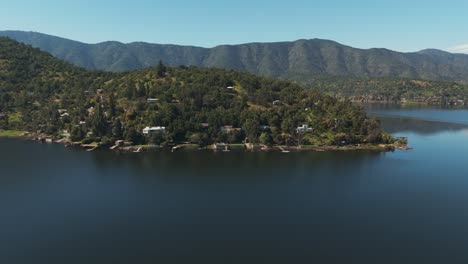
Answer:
(91, 103, 108, 137)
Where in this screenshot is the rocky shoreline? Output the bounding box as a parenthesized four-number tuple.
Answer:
(0, 130, 410, 153)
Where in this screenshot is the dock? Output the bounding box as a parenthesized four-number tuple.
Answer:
(81, 144, 99, 152)
(278, 146, 290, 153)
(134, 147, 142, 153)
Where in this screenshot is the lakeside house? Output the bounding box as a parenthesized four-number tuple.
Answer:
(147, 98, 159, 103)
(143, 126, 166, 135)
(297, 124, 313, 133)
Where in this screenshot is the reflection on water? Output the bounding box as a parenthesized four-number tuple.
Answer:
(366, 104, 468, 126)
(378, 116, 468, 135)
(366, 104, 468, 135)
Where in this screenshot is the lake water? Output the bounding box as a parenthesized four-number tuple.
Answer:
(1, 106, 468, 263)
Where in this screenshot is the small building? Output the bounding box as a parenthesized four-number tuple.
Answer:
(97, 89, 104, 95)
(260, 125, 270, 131)
(60, 112, 70, 118)
(58, 109, 68, 114)
(296, 124, 313, 133)
(79, 121, 86, 125)
(147, 98, 159, 103)
(227, 86, 234, 90)
(143, 126, 166, 135)
(201, 123, 210, 129)
(115, 140, 125, 147)
(273, 100, 282, 105)
(0, 113, 6, 120)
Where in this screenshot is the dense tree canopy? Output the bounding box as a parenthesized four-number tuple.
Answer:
(0, 37, 394, 146)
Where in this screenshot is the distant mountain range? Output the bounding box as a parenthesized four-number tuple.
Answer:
(2, 30, 468, 84)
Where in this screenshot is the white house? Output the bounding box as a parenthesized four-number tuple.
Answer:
(296, 124, 313, 133)
(227, 86, 234, 90)
(143, 126, 166, 135)
(147, 98, 159, 103)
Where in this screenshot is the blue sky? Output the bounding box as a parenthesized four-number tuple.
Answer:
(1, 0, 468, 52)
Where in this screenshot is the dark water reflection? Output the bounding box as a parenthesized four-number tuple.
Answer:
(377, 116, 468, 135)
(1, 108, 468, 263)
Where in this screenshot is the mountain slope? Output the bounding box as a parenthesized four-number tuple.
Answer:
(2, 30, 468, 84)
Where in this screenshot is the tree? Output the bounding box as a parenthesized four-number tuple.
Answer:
(70, 125, 85, 142)
(259, 132, 273, 146)
(125, 127, 144, 145)
(137, 83, 147, 98)
(150, 132, 164, 145)
(281, 118, 295, 134)
(156, 60, 167, 78)
(243, 118, 260, 143)
(189, 133, 210, 147)
(125, 82, 137, 99)
(112, 118, 123, 139)
(90, 103, 108, 137)
(109, 92, 117, 117)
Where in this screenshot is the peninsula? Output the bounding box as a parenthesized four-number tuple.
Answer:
(0, 37, 400, 152)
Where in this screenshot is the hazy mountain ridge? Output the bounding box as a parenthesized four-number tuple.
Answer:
(2, 30, 468, 83)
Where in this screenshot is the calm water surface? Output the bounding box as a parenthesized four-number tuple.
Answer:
(1, 107, 468, 264)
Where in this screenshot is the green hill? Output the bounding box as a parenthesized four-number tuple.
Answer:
(0, 37, 394, 147)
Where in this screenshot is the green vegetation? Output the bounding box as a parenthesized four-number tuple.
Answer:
(0, 130, 27, 137)
(0, 37, 395, 148)
(3, 31, 468, 87)
(309, 77, 467, 106)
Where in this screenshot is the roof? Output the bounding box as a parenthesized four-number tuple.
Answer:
(144, 126, 165, 130)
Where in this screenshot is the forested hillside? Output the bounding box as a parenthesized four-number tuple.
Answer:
(3, 31, 468, 84)
(308, 77, 467, 105)
(0, 37, 393, 147)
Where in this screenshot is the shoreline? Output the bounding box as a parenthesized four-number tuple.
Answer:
(0, 131, 409, 153)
